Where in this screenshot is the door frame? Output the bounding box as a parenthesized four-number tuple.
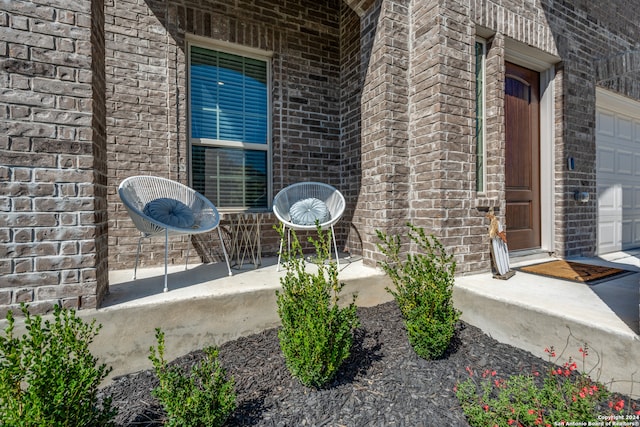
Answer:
(505, 44, 556, 254)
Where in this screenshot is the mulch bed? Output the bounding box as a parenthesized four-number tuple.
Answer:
(100, 301, 564, 426)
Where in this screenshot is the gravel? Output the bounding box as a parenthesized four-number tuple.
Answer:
(100, 301, 565, 426)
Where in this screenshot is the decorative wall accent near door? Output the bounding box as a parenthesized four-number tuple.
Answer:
(487, 209, 515, 279)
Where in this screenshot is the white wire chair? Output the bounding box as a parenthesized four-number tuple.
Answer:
(118, 175, 232, 292)
(272, 181, 346, 270)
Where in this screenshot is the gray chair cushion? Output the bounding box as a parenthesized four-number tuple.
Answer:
(143, 198, 195, 228)
(289, 197, 331, 226)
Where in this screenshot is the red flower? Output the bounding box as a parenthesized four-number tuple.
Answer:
(579, 345, 589, 357)
(544, 347, 556, 358)
(610, 399, 625, 411)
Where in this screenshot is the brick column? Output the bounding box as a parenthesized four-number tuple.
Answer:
(355, 0, 411, 266)
(407, 0, 485, 272)
(0, 0, 107, 314)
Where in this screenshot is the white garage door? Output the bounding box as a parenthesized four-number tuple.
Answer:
(596, 88, 640, 254)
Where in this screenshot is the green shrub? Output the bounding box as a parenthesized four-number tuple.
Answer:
(276, 224, 360, 388)
(149, 329, 236, 427)
(0, 304, 116, 427)
(376, 223, 460, 359)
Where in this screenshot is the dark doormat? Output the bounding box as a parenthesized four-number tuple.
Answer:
(517, 260, 633, 285)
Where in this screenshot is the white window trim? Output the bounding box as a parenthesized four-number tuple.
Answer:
(186, 36, 274, 211)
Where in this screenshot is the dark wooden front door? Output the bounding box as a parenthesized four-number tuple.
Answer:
(505, 62, 541, 251)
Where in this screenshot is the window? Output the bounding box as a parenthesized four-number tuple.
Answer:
(475, 39, 486, 193)
(189, 42, 271, 210)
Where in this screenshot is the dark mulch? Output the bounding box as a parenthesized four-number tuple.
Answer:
(100, 301, 556, 427)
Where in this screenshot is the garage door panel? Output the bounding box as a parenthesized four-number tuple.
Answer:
(598, 110, 616, 135)
(622, 221, 633, 246)
(597, 90, 640, 254)
(597, 184, 619, 210)
(622, 186, 634, 209)
(634, 220, 640, 246)
(617, 116, 634, 140)
(598, 220, 619, 254)
(597, 147, 616, 173)
(617, 151, 634, 175)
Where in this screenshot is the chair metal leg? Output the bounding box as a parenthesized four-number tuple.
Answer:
(218, 227, 233, 276)
(185, 242, 190, 270)
(277, 234, 284, 272)
(331, 225, 340, 270)
(133, 235, 143, 280)
(163, 228, 169, 293)
(277, 227, 291, 272)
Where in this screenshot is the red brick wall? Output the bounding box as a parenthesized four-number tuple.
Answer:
(0, 0, 107, 314)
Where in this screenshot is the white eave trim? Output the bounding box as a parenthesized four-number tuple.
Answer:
(596, 87, 640, 116)
(504, 38, 561, 72)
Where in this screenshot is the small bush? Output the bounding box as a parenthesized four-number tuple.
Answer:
(149, 329, 236, 427)
(377, 223, 460, 359)
(0, 304, 116, 427)
(276, 224, 360, 388)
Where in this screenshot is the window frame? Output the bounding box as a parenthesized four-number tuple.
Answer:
(475, 38, 487, 194)
(187, 37, 273, 212)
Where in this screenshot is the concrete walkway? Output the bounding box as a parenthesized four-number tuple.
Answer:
(50, 250, 640, 396)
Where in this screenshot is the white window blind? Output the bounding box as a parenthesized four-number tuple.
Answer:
(191, 146, 268, 209)
(189, 44, 270, 210)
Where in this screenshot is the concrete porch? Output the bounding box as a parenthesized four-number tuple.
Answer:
(87, 251, 639, 397)
(97, 255, 393, 381)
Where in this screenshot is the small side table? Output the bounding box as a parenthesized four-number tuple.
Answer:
(224, 212, 262, 269)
